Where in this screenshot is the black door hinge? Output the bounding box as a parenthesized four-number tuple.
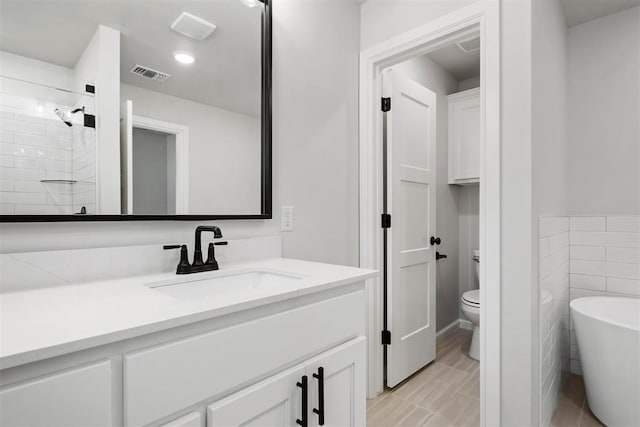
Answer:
(84, 114, 96, 128)
(381, 213, 391, 229)
(381, 97, 391, 112)
(382, 330, 391, 345)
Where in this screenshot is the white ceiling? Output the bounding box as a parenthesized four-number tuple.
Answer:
(426, 41, 480, 81)
(0, 0, 263, 117)
(560, 0, 640, 27)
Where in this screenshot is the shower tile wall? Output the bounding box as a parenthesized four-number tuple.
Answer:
(568, 216, 640, 374)
(0, 97, 95, 215)
(539, 216, 570, 427)
(71, 99, 96, 215)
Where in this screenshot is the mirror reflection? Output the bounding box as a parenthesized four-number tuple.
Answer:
(0, 0, 265, 216)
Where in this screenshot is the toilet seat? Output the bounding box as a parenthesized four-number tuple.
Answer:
(462, 290, 480, 307)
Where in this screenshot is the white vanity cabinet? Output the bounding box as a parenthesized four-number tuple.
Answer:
(207, 338, 366, 427)
(0, 360, 113, 427)
(448, 87, 481, 184)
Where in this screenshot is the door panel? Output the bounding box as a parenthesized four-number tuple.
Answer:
(385, 70, 437, 388)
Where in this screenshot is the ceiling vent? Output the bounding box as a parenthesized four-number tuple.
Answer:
(171, 12, 216, 40)
(456, 36, 481, 53)
(129, 65, 171, 82)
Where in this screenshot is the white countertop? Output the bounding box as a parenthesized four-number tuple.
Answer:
(0, 258, 377, 370)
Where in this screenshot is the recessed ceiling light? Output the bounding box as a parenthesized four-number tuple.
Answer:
(239, 0, 259, 7)
(173, 51, 195, 65)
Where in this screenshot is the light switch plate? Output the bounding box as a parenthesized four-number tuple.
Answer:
(281, 206, 294, 231)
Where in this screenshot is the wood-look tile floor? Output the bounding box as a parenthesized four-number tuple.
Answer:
(551, 374, 604, 427)
(367, 329, 480, 427)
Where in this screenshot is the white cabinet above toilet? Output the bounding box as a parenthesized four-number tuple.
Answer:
(448, 88, 481, 184)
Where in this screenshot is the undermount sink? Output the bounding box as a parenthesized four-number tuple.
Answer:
(146, 270, 304, 300)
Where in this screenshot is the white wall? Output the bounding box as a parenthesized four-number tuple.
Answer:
(567, 6, 640, 215)
(531, 1, 569, 425)
(360, 0, 476, 50)
(500, 0, 536, 424)
(74, 25, 120, 214)
(121, 84, 261, 215)
(0, 1, 361, 270)
(391, 54, 461, 331)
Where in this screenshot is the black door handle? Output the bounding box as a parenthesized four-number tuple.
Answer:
(436, 252, 448, 260)
(312, 367, 325, 425)
(296, 375, 308, 427)
(430, 236, 441, 245)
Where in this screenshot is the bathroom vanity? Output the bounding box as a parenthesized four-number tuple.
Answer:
(0, 251, 376, 427)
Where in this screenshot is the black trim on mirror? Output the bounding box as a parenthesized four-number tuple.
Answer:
(1, 0, 273, 223)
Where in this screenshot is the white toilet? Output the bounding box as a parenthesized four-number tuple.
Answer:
(461, 249, 480, 360)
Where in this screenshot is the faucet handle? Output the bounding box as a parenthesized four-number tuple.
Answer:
(164, 244, 191, 274)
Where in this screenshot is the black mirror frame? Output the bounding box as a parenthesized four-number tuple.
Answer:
(1, 0, 272, 223)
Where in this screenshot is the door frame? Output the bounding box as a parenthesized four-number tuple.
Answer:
(130, 115, 189, 215)
(358, 2, 501, 425)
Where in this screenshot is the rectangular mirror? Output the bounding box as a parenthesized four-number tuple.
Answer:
(0, 0, 271, 221)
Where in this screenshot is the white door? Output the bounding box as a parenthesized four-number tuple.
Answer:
(207, 365, 305, 427)
(119, 100, 133, 214)
(305, 338, 366, 427)
(384, 70, 437, 388)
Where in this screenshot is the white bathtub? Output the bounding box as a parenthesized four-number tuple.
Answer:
(570, 297, 640, 426)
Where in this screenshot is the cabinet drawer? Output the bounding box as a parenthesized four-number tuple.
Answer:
(124, 290, 364, 426)
(0, 360, 113, 427)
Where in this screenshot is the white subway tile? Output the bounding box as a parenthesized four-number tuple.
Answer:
(570, 245, 605, 261)
(606, 262, 640, 280)
(14, 157, 39, 170)
(14, 133, 64, 149)
(0, 179, 14, 191)
(607, 247, 640, 264)
(606, 278, 640, 296)
(0, 142, 46, 158)
(540, 217, 569, 238)
(0, 118, 46, 135)
(0, 105, 14, 119)
(74, 164, 95, 181)
(0, 155, 13, 167)
(571, 260, 606, 277)
(569, 287, 611, 301)
(570, 217, 605, 231)
(13, 180, 45, 193)
(46, 125, 73, 139)
(0, 191, 46, 205)
(45, 170, 72, 180)
(570, 360, 582, 376)
(570, 274, 606, 291)
(46, 148, 72, 161)
(0, 131, 13, 143)
(539, 237, 550, 259)
(0, 167, 45, 181)
(0, 203, 15, 214)
(47, 193, 72, 205)
(13, 204, 45, 215)
(607, 216, 640, 232)
(549, 232, 569, 254)
(540, 250, 569, 279)
(571, 231, 640, 248)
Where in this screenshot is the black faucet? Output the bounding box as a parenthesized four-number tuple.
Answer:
(163, 225, 227, 274)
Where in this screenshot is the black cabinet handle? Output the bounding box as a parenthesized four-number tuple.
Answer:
(312, 367, 325, 425)
(430, 236, 441, 245)
(296, 375, 308, 427)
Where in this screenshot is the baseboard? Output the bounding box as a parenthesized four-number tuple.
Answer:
(459, 319, 474, 331)
(437, 319, 461, 342)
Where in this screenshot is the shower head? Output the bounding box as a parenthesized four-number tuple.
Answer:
(54, 107, 84, 127)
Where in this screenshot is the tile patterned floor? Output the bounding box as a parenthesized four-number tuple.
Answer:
(367, 329, 480, 427)
(551, 374, 604, 427)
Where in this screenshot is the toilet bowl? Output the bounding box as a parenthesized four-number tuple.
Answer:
(461, 249, 480, 360)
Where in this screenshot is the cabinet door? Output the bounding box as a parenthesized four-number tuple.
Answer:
(207, 365, 305, 427)
(448, 89, 480, 183)
(161, 412, 202, 427)
(0, 360, 113, 427)
(305, 338, 366, 427)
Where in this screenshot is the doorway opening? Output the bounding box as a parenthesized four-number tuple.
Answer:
(359, 2, 501, 425)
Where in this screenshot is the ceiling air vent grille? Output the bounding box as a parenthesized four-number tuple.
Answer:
(129, 64, 171, 82)
(456, 37, 481, 53)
